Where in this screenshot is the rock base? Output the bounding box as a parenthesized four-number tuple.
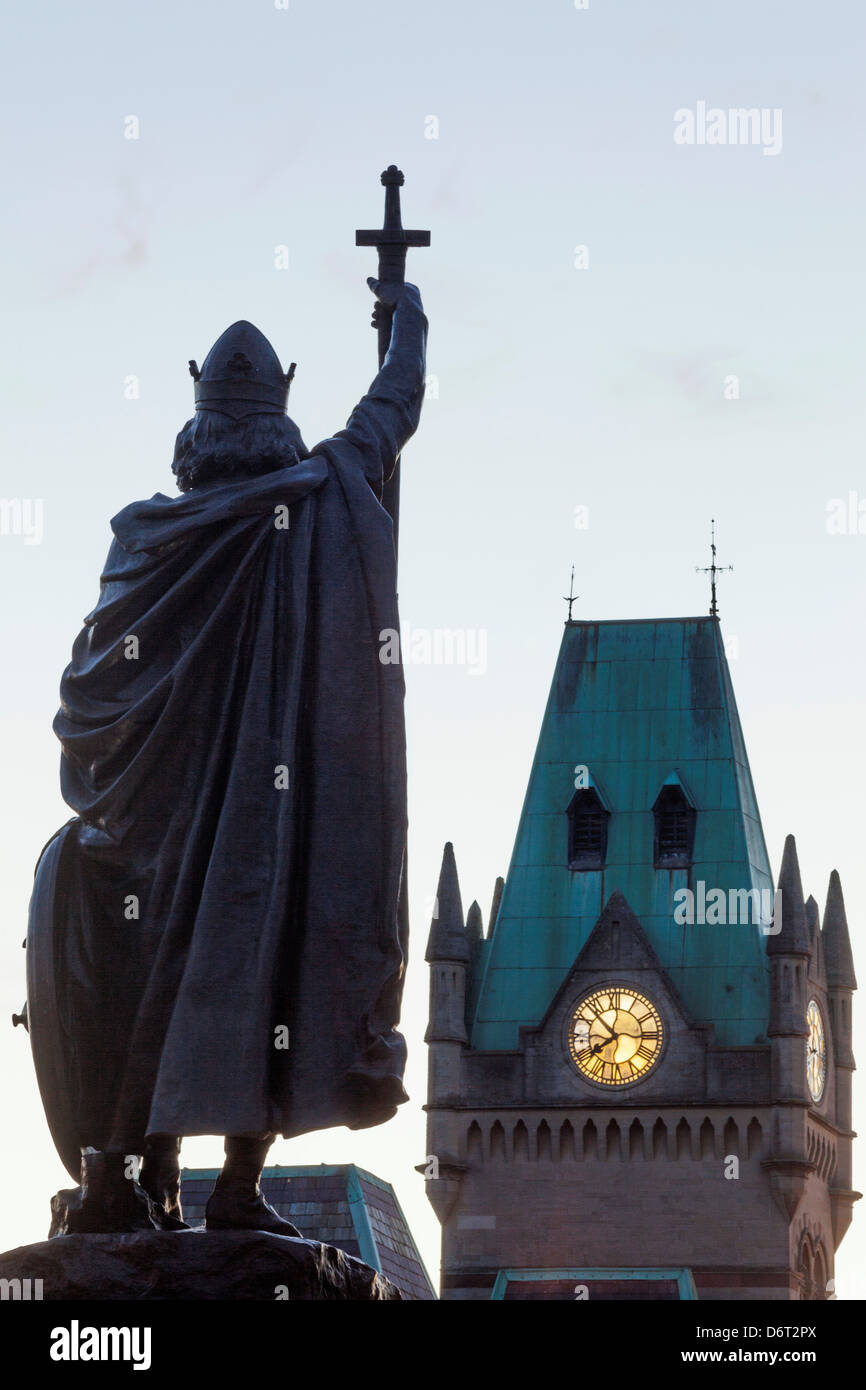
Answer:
(0, 1229, 402, 1300)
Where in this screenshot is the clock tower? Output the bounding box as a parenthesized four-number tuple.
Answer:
(424, 616, 858, 1300)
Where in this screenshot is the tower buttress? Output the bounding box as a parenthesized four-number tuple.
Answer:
(765, 835, 811, 1218)
(425, 842, 470, 1052)
(822, 870, 860, 1244)
(424, 842, 470, 1224)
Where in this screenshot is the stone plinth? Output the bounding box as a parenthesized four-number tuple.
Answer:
(0, 1230, 402, 1301)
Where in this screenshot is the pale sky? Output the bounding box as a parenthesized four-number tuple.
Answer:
(1, 0, 864, 1296)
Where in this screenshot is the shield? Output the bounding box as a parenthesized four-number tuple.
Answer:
(26, 820, 82, 1181)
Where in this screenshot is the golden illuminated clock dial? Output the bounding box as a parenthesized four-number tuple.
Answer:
(806, 998, 826, 1103)
(568, 987, 663, 1086)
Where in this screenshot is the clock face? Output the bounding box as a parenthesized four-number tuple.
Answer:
(806, 999, 826, 1103)
(568, 986, 663, 1086)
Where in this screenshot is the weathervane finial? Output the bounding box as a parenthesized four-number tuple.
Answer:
(563, 566, 579, 622)
(695, 519, 733, 618)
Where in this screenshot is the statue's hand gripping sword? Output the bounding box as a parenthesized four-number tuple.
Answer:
(356, 165, 430, 553)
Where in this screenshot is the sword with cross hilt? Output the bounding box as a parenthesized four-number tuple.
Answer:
(356, 165, 430, 557)
(356, 166, 429, 981)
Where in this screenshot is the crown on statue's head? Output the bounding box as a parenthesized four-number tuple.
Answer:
(188, 321, 296, 420)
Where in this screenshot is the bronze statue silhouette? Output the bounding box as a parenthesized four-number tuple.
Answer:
(25, 265, 427, 1234)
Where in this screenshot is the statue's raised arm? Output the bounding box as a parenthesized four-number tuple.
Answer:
(321, 278, 427, 499)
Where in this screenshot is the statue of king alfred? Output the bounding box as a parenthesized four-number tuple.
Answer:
(25, 276, 427, 1235)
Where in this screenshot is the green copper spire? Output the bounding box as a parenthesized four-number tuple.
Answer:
(470, 616, 773, 1049)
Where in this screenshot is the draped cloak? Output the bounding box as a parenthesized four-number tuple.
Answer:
(38, 299, 426, 1151)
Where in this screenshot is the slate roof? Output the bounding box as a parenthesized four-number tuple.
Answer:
(470, 617, 772, 1049)
(179, 1164, 436, 1301)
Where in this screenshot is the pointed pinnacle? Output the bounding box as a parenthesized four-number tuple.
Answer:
(466, 900, 483, 944)
(768, 834, 811, 955)
(425, 841, 469, 962)
(489, 876, 505, 934)
(805, 894, 820, 942)
(823, 870, 857, 990)
(436, 842, 463, 929)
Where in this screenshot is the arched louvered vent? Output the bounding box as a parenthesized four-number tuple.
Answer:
(567, 787, 609, 870)
(653, 783, 696, 868)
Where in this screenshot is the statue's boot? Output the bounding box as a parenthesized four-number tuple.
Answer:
(64, 1151, 162, 1234)
(205, 1135, 303, 1237)
(140, 1134, 189, 1230)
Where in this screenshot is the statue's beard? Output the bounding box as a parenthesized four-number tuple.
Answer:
(172, 410, 309, 493)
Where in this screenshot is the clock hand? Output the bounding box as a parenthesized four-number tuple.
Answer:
(592, 1012, 617, 1040)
